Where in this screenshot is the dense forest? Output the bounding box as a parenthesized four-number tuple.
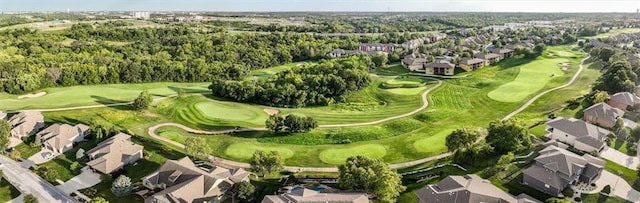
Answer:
(0, 24, 391, 94)
(209, 55, 372, 107)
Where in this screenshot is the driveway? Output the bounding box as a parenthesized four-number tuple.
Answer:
(27, 148, 58, 165)
(7, 137, 22, 148)
(624, 118, 638, 129)
(600, 147, 639, 170)
(0, 155, 75, 202)
(56, 167, 101, 194)
(592, 170, 640, 202)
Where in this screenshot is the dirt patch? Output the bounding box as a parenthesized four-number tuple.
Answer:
(18, 92, 46, 99)
(263, 108, 280, 115)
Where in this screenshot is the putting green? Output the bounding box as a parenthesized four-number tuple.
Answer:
(318, 144, 387, 164)
(225, 142, 295, 160)
(413, 129, 450, 153)
(385, 77, 424, 85)
(195, 102, 265, 121)
(384, 85, 429, 95)
(487, 58, 566, 102)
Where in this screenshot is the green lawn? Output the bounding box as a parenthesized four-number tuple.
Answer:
(581, 193, 631, 203)
(0, 178, 21, 202)
(0, 82, 210, 110)
(487, 56, 568, 103)
(604, 159, 638, 190)
(318, 144, 387, 164)
(225, 142, 296, 160)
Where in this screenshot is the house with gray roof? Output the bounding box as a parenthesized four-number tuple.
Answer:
(402, 53, 429, 71)
(474, 52, 502, 64)
(9, 111, 45, 139)
(416, 174, 540, 203)
(459, 58, 487, 72)
(142, 157, 250, 203)
(523, 144, 605, 195)
(583, 102, 625, 128)
(491, 48, 514, 59)
(546, 117, 610, 153)
(607, 92, 640, 111)
(37, 123, 90, 154)
(424, 60, 455, 76)
(85, 133, 143, 174)
(262, 186, 369, 203)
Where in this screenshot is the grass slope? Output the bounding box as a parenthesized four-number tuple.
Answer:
(0, 82, 210, 110)
(487, 56, 568, 102)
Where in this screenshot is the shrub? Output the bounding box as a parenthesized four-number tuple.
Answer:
(561, 187, 574, 197)
(340, 139, 352, 144)
(111, 175, 133, 197)
(601, 185, 611, 195)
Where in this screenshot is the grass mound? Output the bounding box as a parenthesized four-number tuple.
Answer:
(225, 142, 295, 160)
(380, 77, 425, 89)
(318, 144, 387, 164)
(487, 58, 566, 102)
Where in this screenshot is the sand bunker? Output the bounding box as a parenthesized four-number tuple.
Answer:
(558, 62, 571, 71)
(263, 108, 280, 115)
(18, 92, 46, 99)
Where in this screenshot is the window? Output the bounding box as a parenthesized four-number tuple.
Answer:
(544, 184, 550, 188)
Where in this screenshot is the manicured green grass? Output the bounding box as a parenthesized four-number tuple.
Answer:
(385, 77, 424, 85)
(225, 142, 295, 160)
(318, 144, 387, 164)
(13, 143, 41, 159)
(374, 63, 412, 76)
(195, 101, 269, 123)
(0, 82, 210, 110)
(413, 129, 450, 153)
(0, 178, 21, 202)
(487, 57, 567, 102)
(581, 194, 631, 203)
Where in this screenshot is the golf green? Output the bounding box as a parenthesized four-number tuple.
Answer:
(195, 102, 266, 121)
(487, 58, 566, 102)
(318, 144, 387, 164)
(224, 142, 295, 160)
(413, 129, 450, 153)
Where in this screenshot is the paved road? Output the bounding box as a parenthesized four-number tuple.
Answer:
(0, 155, 75, 203)
(502, 55, 590, 120)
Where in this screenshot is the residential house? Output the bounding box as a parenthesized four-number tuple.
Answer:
(8, 111, 45, 139)
(85, 133, 144, 174)
(523, 143, 605, 195)
(546, 117, 610, 153)
(583, 102, 625, 128)
(424, 60, 455, 76)
(607, 92, 640, 111)
(459, 58, 487, 72)
(262, 186, 369, 203)
(491, 48, 514, 59)
(37, 123, 90, 154)
(142, 157, 250, 203)
(357, 43, 396, 52)
(416, 174, 540, 203)
(328, 49, 365, 58)
(473, 52, 501, 64)
(402, 54, 429, 71)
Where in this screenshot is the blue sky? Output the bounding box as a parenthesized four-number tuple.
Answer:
(0, 0, 638, 12)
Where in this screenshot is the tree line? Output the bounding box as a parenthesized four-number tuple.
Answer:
(209, 55, 372, 107)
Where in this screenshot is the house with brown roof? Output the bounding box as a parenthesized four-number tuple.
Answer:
(546, 117, 610, 153)
(358, 43, 396, 52)
(402, 53, 429, 71)
(424, 60, 455, 76)
(607, 92, 640, 111)
(473, 52, 502, 64)
(583, 102, 625, 128)
(9, 111, 45, 139)
(142, 157, 250, 203)
(416, 174, 540, 203)
(491, 48, 514, 59)
(37, 123, 90, 154)
(459, 58, 487, 72)
(85, 133, 143, 174)
(262, 186, 369, 203)
(523, 143, 604, 195)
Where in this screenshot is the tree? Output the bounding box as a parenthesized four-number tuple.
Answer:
(111, 175, 133, 197)
(232, 181, 255, 202)
(372, 53, 388, 68)
(0, 120, 11, 150)
(132, 90, 153, 111)
(592, 90, 609, 104)
(593, 61, 637, 94)
(92, 197, 109, 203)
(445, 127, 486, 152)
(35, 166, 59, 183)
(23, 194, 38, 203)
(265, 114, 286, 133)
(250, 150, 283, 176)
(614, 117, 625, 134)
(486, 118, 531, 154)
(70, 161, 80, 171)
(184, 137, 209, 160)
(338, 156, 405, 203)
(601, 185, 611, 195)
(534, 43, 546, 55)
